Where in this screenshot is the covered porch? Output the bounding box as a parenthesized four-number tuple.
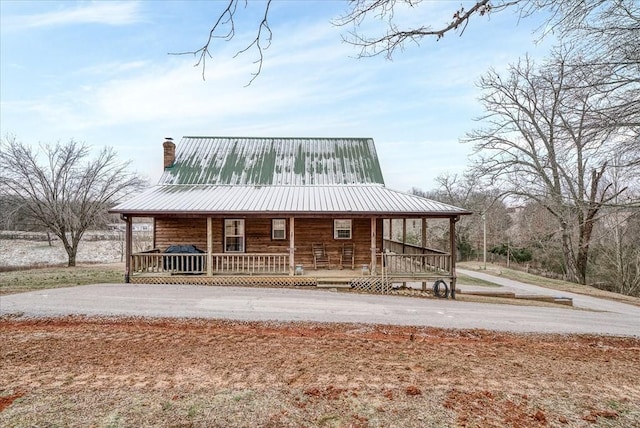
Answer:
(121, 214, 461, 297)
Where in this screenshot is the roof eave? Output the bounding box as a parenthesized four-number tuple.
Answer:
(109, 209, 472, 218)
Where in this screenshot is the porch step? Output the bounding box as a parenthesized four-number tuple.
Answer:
(316, 278, 353, 289)
(316, 283, 352, 289)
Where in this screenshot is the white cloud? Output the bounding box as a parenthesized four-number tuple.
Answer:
(75, 60, 149, 78)
(3, 1, 142, 30)
(14, 20, 387, 132)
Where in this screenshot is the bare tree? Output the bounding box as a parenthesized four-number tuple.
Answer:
(177, 0, 638, 84)
(532, 0, 639, 82)
(589, 162, 640, 296)
(171, 0, 273, 84)
(465, 49, 639, 284)
(412, 172, 510, 262)
(593, 205, 640, 296)
(511, 200, 565, 273)
(175, 0, 501, 82)
(334, 0, 498, 59)
(0, 136, 146, 267)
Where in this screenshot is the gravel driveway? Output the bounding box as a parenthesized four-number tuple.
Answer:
(2, 282, 639, 336)
(458, 268, 640, 315)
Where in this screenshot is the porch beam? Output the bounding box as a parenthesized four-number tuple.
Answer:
(289, 217, 295, 276)
(371, 217, 377, 274)
(207, 217, 213, 276)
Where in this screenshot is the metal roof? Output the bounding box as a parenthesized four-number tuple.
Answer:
(111, 184, 471, 217)
(110, 136, 471, 217)
(160, 136, 385, 186)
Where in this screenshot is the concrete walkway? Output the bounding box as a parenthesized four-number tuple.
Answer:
(1, 281, 639, 336)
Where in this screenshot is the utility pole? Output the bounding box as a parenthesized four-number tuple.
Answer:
(482, 213, 487, 270)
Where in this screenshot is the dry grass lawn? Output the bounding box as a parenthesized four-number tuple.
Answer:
(0, 263, 124, 295)
(1, 317, 639, 427)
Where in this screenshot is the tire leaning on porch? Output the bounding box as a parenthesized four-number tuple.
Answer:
(433, 279, 449, 299)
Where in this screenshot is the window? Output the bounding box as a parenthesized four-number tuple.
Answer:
(334, 219, 352, 239)
(224, 219, 245, 252)
(272, 219, 286, 240)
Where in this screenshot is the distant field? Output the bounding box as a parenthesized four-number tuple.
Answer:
(0, 264, 123, 295)
(0, 236, 123, 269)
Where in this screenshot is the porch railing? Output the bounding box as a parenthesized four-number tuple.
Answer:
(211, 253, 289, 275)
(383, 253, 451, 277)
(130, 248, 450, 277)
(130, 252, 289, 275)
(131, 252, 206, 275)
(382, 239, 451, 277)
(383, 239, 448, 256)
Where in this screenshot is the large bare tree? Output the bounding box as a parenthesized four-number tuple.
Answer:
(465, 49, 639, 284)
(0, 136, 146, 267)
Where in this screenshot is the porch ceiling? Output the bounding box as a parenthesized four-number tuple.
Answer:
(110, 184, 471, 217)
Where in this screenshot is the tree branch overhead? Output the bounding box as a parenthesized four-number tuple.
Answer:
(169, 0, 272, 84)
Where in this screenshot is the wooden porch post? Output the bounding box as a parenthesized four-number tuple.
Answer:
(449, 216, 460, 299)
(389, 218, 393, 241)
(370, 217, 377, 274)
(123, 215, 132, 283)
(152, 217, 157, 249)
(289, 217, 295, 276)
(421, 217, 428, 291)
(207, 217, 213, 276)
(402, 218, 407, 253)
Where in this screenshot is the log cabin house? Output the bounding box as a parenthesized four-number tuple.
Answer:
(110, 137, 471, 297)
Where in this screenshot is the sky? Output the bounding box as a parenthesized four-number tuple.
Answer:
(0, 0, 556, 191)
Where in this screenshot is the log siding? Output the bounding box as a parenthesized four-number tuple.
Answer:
(153, 216, 383, 270)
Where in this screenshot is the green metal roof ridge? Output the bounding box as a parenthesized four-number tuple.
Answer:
(181, 136, 375, 140)
(155, 183, 388, 187)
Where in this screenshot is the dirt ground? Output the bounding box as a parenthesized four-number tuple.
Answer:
(1, 317, 639, 427)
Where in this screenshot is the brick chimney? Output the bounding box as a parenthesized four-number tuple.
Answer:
(163, 137, 175, 168)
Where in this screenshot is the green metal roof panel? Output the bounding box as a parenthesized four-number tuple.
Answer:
(159, 137, 385, 186)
